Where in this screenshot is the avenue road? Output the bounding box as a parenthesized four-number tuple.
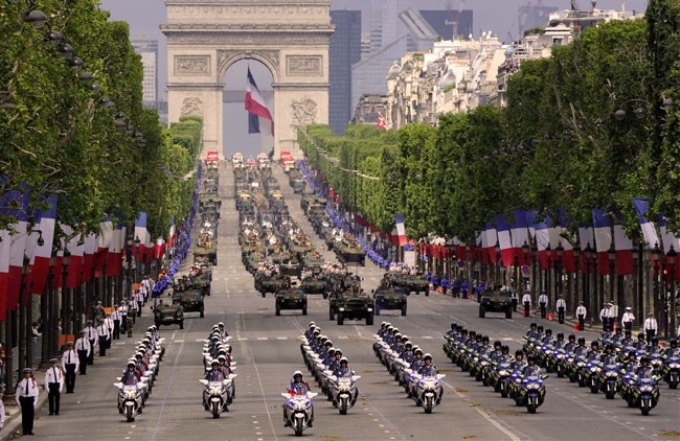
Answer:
(22, 164, 680, 441)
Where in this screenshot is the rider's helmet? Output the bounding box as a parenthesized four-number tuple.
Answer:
(628, 350, 636, 359)
(568, 334, 576, 341)
(328, 348, 336, 356)
(127, 361, 136, 369)
(450, 322, 456, 330)
(308, 322, 316, 328)
(590, 341, 599, 349)
(423, 353, 433, 362)
(501, 345, 510, 354)
(651, 337, 659, 345)
(340, 357, 348, 366)
(624, 329, 632, 337)
(469, 331, 477, 339)
(494, 340, 502, 349)
(530, 322, 537, 329)
(637, 332, 645, 341)
(414, 348, 424, 356)
(475, 334, 483, 342)
(211, 360, 220, 368)
(335, 349, 343, 356)
(515, 350, 524, 358)
(639, 357, 650, 366)
(293, 370, 303, 380)
(217, 355, 226, 362)
(604, 344, 614, 353)
(393, 333, 402, 341)
(578, 337, 586, 345)
(557, 332, 564, 340)
(537, 325, 544, 333)
(526, 354, 536, 364)
(615, 327, 622, 334)
(482, 335, 490, 344)
(401, 335, 409, 343)
(545, 328, 552, 336)
(404, 341, 413, 350)
(670, 338, 678, 348)
(324, 340, 333, 348)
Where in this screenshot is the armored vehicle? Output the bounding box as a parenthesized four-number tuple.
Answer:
(373, 287, 407, 316)
(478, 289, 513, 319)
(275, 288, 308, 316)
(153, 303, 184, 329)
(172, 290, 205, 318)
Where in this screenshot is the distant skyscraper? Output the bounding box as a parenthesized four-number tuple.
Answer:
(419, 10, 474, 41)
(518, 5, 558, 37)
(330, 10, 362, 135)
(131, 38, 159, 108)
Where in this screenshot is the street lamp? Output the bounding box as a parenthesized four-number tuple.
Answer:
(134, 235, 141, 281)
(61, 249, 70, 336)
(125, 233, 133, 301)
(494, 240, 501, 286)
(608, 243, 616, 309)
(666, 245, 677, 339)
(573, 244, 581, 308)
(585, 243, 594, 314)
(556, 241, 564, 301)
(653, 242, 662, 328)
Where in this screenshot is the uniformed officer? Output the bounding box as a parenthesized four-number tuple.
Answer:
(97, 319, 110, 357)
(556, 295, 567, 324)
(16, 368, 39, 435)
(111, 304, 122, 340)
(75, 330, 91, 375)
(83, 320, 97, 365)
(538, 291, 548, 319)
(576, 301, 587, 331)
(44, 358, 64, 415)
(61, 342, 78, 393)
(522, 292, 532, 317)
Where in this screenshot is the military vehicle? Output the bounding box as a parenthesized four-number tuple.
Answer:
(254, 273, 290, 298)
(199, 192, 222, 209)
(172, 290, 205, 318)
(300, 273, 327, 297)
(194, 246, 217, 265)
(478, 289, 513, 319)
(153, 303, 184, 329)
(333, 292, 374, 326)
(373, 287, 408, 316)
(334, 239, 366, 266)
(389, 273, 430, 296)
(275, 288, 308, 316)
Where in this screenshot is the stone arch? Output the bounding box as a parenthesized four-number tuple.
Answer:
(162, 0, 333, 160)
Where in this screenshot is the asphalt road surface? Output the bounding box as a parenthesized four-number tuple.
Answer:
(25, 164, 680, 441)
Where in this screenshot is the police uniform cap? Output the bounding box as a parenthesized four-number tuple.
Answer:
(49, 358, 58, 363)
(22, 368, 32, 373)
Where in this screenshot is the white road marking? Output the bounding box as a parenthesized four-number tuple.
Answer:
(421, 336, 433, 339)
(276, 336, 288, 340)
(170, 330, 177, 341)
(195, 338, 205, 342)
(114, 342, 126, 346)
(337, 336, 349, 339)
(238, 337, 248, 341)
(256, 337, 268, 341)
(174, 339, 184, 343)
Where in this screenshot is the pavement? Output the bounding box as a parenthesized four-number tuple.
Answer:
(5, 163, 677, 441)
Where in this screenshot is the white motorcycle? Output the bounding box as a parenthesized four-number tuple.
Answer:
(414, 374, 446, 414)
(114, 382, 146, 422)
(329, 375, 360, 415)
(200, 374, 237, 418)
(282, 391, 317, 436)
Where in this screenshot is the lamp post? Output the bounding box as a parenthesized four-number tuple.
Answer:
(134, 235, 141, 284)
(573, 244, 581, 310)
(494, 240, 501, 287)
(585, 243, 594, 315)
(666, 245, 677, 339)
(40, 257, 56, 368)
(652, 243, 662, 330)
(546, 244, 552, 297)
(556, 242, 564, 306)
(608, 243, 616, 310)
(126, 233, 134, 302)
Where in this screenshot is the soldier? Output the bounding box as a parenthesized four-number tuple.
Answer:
(96, 319, 110, 357)
(61, 342, 78, 393)
(74, 331, 91, 375)
(44, 358, 64, 415)
(16, 368, 39, 435)
(82, 320, 97, 365)
(111, 303, 122, 340)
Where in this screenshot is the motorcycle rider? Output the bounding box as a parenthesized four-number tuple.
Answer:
(489, 340, 503, 359)
(553, 332, 566, 350)
(418, 353, 442, 404)
(400, 341, 415, 364)
(647, 337, 664, 356)
(333, 357, 354, 378)
(600, 344, 618, 365)
(522, 354, 543, 377)
(525, 323, 538, 340)
(574, 337, 589, 356)
(216, 322, 229, 338)
(564, 334, 578, 353)
(635, 357, 655, 379)
(600, 325, 615, 346)
(285, 370, 313, 428)
(611, 327, 624, 345)
(500, 345, 514, 363)
(622, 351, 638, 372)
(512, 350, 527, 371)
(206, 360, 225, 381)
(586, 341, 601, 361)
(665, 338, 680, 358)
(121, 361, 139, 386)
(478, 335, 492, 356)
(634, 332, 648, 351)
(620, 330, 635, 349)
(217, 355, 232, 376)
(410, 348, 425, 372)
(541, 329, 554, 345)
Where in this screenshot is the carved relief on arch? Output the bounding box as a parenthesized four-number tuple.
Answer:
(181, 97, 203, 116)
(217, 49, 279, 77)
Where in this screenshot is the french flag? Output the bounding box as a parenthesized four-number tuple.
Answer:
(511, 209, 529, 262)
(495, 215, 514, 266)
(94, 217, 113, 275)
(134, 212, 149, 261)
(534, 217, 550, 269)
(167, 215, 176, 249)
(28, 195, 57, 295)
(578, 223, 595, 273)
(613, 215, 634, 275)
(64, 226, 84, 288)
(106, 221, 124, 277)
(483, 223, 498, 264)
(245, 68, 274, 136)
(154, 237, 165, 259)
(395, 213, 407, 247)
(81, 233, 97, 283)
(632, 197, 659, 248)
(592, 207, 612, 275)
(1, 190, 28, 318)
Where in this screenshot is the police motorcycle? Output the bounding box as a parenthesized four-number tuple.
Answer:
(660, 338, 680, 389)
(582, 342, 603, 393)
(522, 323, 542, 357)
(514, 359, 548, 414)
(200, 362, 238, 418)
(114, 361, 148, 422)
(489, 346, 514, 397)
(506, 351, 528, 403)
(596, 345, 621, 399)
(630, 358, 661, 416)
(566, 338, 589, 385)
(479, 341, 503, 386)
(327, 369, 361, 415)
(406, 354, 445, 414)
(281, 390, 317, 436)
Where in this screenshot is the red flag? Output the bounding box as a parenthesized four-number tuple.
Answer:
(377, 112, 387, 130)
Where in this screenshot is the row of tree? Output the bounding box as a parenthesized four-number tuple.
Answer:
(0, 0, 198, 239)
(299, 8, 680, 244)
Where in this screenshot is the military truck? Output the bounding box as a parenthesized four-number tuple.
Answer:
(254, 273, 290, 298)
(300, 274, 327, 297)
(334, 240, 366, 266)
(478, 289, 513, 319)
(275, 288, 308, 316)
(389, 273, 430, 296)
(172, 290, 205, 318)
(373, 287, 408, 316)
(328, 284, 374, 326)
(153, 303, 184, 329)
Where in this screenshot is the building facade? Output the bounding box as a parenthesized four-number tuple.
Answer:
(329, 10, 362, 135)
(131, 38, 159, 108)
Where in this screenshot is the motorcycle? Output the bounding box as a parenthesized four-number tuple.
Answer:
(495, 362, 512, 397)
(413, 374, 445, 414)
(114, 382, 145, 422)
(661, 355, 680, 389)
(631, 377, 660, 416)
(584, 360, 602, 393)
(599, 363, 620, 399)
(329, 375, 360, 415)
(281, 391, 317, 436)
(200, 374, 238, 418)
(518, 374, 547, 414)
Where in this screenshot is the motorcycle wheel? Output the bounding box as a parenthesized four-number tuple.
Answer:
(294, 419, 304, 436)
(500, 388, 508, 398)
(605, 390, 616, 399)
(211, 402, 221, 419)
(590, 384, 599, 394)
(424, 396, 433, 414)
(126, 406, 135, 422)
(339, 397, 348, 415)
(527, 403, 537, 414)
(640, 406, 650, 416)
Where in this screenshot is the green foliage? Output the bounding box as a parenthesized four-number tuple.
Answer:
(0, 0, 202, 243)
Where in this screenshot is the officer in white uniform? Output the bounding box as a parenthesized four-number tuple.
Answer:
(16, 368, 39, 435)
(61, 342, 79, 393)
(44, 358, 64, 415)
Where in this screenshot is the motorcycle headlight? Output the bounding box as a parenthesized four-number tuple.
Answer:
(669, 363, 680, 369)
(338, 308, 345, 311)
(525, 382, 541, 390)
(590, 366, 602, 373)
(556, 354, 565, 360)
(638, 385, 654, 392)
(605, 371, 618, 377)
(499, 370, 508, 376)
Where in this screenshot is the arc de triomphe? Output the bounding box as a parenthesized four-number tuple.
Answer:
(161, 0, 333, 159)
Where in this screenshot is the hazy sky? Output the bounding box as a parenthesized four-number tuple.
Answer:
(98, 0, 648, 157)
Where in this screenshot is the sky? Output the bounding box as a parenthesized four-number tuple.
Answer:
(98, 0, 648, 157)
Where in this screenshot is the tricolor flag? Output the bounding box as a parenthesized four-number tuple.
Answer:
(63, 226, 84, 288)
(245, 68, 274, 136)
(134, 212, 149, 260)
(0, 221, 10, 321)
(27, 194, 58, 296)
(167, 215, 176, 249)
(592, 207, 613, 275)
(613, 215, 634, 275)
(154, 237, 165, 259)
(1, 190, 29, 318)
(632, 197, 659, 248)
(511, 209, 530, 262)
(557, 207, 575, 272)
(395, 213, 407, 247)
(81, 233, 97, 283)
(106, 220, 124, 277)
(94, 217, 113, 275)
(483, 222, 498, 264)
(495, 215, 514, 266)
(659, 214, 680, 278)
(377, 112, 387, 130)
(534, 217, 550, 269)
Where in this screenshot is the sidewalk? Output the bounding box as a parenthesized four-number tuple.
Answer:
(1, 315, 154, 440)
